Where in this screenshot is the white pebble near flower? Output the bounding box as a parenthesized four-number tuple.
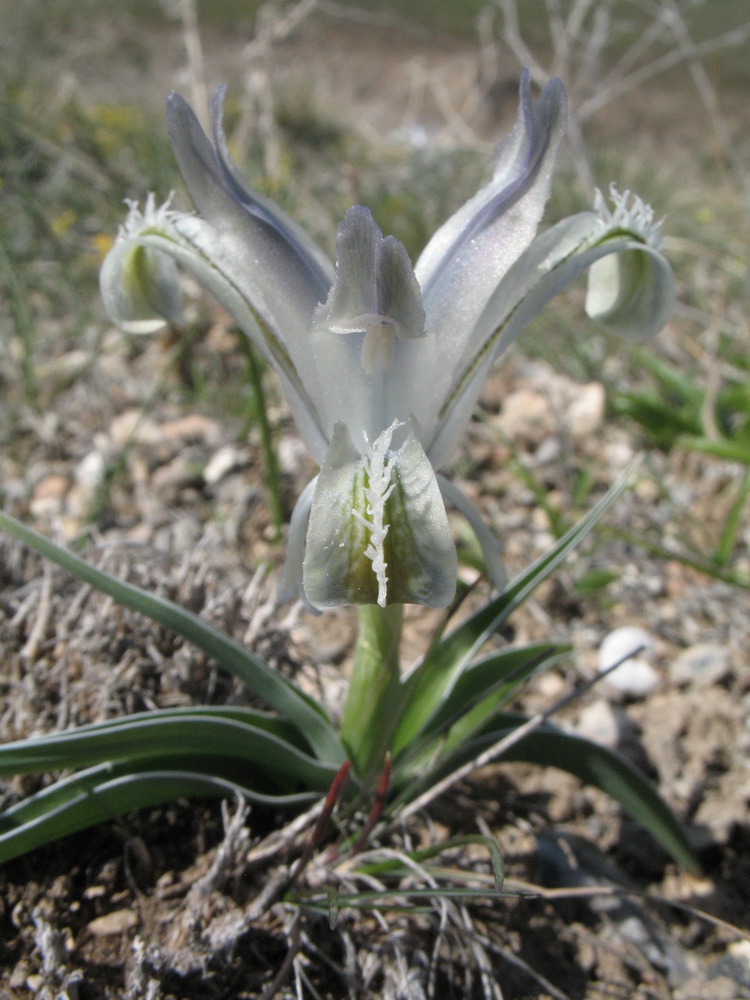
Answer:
(598, 625, 659, 698)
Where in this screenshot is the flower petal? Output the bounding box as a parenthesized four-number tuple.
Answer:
(99, 239, 181, 334)
(101, 200, 330, 462)
(315, 207, 425, 340)
(416, 72, 566, 334)
(311, 207, 428, 444)
(166, 90, 332, 345)
(377, 235, 426, 338)
(99, 197, 182, 334)
(437, 475, 507, 591)
(303, 421, 457, 609)
(314, 206, 380, 332)
(208, 87, 334, 290)
(277, 476, 318, 604)
(427, 204, 675, 468)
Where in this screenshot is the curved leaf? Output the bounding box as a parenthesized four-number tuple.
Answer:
(0, 713, 337, 792)
(423, 712, 698, 873)
(0, 510, 344, 766)
(393, 642, 570, 770)
(394, 473, 632, 752)
(0, 761, 319, 865)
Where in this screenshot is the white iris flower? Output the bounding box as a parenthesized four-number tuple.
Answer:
(100, 72, 674, 611)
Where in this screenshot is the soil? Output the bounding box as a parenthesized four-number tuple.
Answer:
(1, 6, 749, 999)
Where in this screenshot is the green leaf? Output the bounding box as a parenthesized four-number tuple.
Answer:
(677, 435, 750, 466)
(392, 473, 632, 754)
(0, 712, 338, 792)
(429, 712, 699, 874)
(352, 834, 505, 894)
(0, 510, 344, 766)
(0, 761, 320, 865)
(393, 642, 569, 780)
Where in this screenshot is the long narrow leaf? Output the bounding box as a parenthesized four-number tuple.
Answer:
(393, 642, 570, 773)
(0, 714, 337, 791)
(677, 435, 750, 466)
(9, 704, 309, 748)
(0, 510, 344, 765)
(393, 471, 633, 751)
(414, 712, 698, 873)
(0, 762, 319, 864)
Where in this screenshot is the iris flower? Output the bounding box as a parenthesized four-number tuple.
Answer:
(101, 72, 674, 611)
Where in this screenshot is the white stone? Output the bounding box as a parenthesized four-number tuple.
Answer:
(204, 445, 244, 485)
(598, 626, 659, 697)
(568, 382, 605, 438)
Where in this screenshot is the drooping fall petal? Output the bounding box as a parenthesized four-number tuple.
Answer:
(303, 421, 457, 609)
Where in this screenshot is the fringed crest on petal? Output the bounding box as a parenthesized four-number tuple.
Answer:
(99, 195, 182, 334)
(303, 420, 456, 609)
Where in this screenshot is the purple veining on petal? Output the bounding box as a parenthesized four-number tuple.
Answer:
(418, 71, 566, 300)
(167, 89, 331, 303)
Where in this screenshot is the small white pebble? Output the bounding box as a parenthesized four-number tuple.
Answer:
(598, 626, 659, 697)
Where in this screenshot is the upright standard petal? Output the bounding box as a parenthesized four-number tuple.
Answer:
(166, 90, 332, 354)
(411, 72, 567, 441)
(311, 207, 427, 443)
(416, 73, 566, 315)
(303, 420, 457, 610)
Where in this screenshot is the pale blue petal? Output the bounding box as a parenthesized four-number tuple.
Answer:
(314, 206, 380, 331)
(99, 239, 182, 334)
(314, 207, 425, 340)
(277, 476, 318, 604)
(412, 73, 567, 440)
(427, 211, 675, 467)
(416, 72, 566, 326)
(376, 235, 426, 338)
(437, 475, 507, 591)
(311, 208, 428, 445)
(209, 87, 334, 290)
(585, 244, 675, 341)
(166, 91, 331, 345)
(102, 204, 329, 462)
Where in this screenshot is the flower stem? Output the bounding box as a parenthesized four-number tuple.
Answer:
(341, 603, 403, 783)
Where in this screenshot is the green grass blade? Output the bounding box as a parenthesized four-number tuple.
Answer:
(393, 643, 570, 780)
(0, 713, 338, 791)
(0, 510, 344, 765)
(677, 434, 750, 466)
(393, 472, 633, 754)
(0, 763, 319, 865)
(714, 468, 750, 566)
(353, 834, 505, 894)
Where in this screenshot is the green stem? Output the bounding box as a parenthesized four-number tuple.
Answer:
(341, 604, 403, 782)
(240, 339, 283, 542)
